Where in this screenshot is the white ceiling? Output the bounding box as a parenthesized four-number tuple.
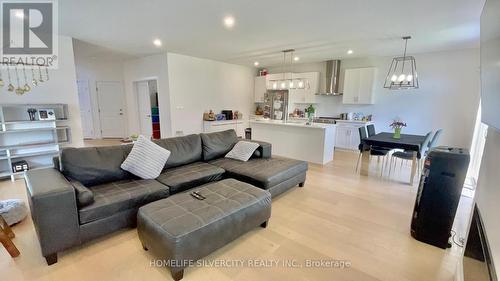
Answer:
(60, 0, 485, 67)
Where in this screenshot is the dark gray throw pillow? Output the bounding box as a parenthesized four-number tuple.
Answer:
(200, 129, 238, 161)
(70, 179, 95, 207)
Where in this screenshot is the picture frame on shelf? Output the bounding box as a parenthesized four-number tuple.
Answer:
(38, 109, 56, 120)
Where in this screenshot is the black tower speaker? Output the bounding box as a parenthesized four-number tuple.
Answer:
(410, 146, 470, 249)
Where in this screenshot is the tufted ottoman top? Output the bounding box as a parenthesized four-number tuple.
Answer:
(138, 178, 271, 239)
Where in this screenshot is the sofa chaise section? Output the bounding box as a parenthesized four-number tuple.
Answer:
(209, 156, 308, 197)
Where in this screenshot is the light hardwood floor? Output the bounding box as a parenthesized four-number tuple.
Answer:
(0, 144, 472, 281)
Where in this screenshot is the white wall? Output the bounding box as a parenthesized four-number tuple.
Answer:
(268, 48, 480, 148)
(474, 127, 500, 275)
(167, 53, 254, 135)
(123, 54, 172, 137)
(0, 36, 83, 147)
(74, 55, 125, 139)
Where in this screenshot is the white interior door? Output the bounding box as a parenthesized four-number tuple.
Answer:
(77, 80, 94, 139)
(136, 81, 153, 138)
(97, 81, 126, 138)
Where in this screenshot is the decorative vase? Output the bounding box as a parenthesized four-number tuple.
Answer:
(307, 112, 314, 124)
(393, 127, 401, 139)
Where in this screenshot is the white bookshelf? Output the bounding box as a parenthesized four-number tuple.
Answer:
(0, 104, 71, 181)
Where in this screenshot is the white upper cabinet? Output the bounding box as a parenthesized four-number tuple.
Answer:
(254, 76, 267, 103)
(299, 72, 320, 103)
(342, 67, 376, 104)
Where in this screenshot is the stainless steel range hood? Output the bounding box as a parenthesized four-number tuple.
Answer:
(317, 60, 342, 96)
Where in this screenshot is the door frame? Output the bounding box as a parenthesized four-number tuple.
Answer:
(96, 80, 127, 139)
(132, 77, 160, 138)
(76, 79, 94, 139)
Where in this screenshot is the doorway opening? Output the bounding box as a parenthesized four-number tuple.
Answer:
(134, 79, 161, 139)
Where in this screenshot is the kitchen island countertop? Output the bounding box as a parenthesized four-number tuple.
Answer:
(249, 119, 336, 129)
(250, 119, 336, 164)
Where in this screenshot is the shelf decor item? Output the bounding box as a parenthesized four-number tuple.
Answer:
(38, 109, 56, 120)
(11, 161, 29, 173)
(390, 119, 407, 139)
(6, 64, 14, 92)
(384, 36, 419, 90)
(27, 108, 37, 121)
(0, 64, 4, 87)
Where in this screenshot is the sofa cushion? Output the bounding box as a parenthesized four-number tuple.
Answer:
(200, 130, 238, 161)
(60, 145, 134, 187)
(78, 179, 169, 224)
(156, 162, 225, 194)
(121, 135, 171, 179)
(154, 134, 202, 169)
(209, 156, 308, 189)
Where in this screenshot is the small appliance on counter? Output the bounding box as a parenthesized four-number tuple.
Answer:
(314, 117, 340, 124)
(339, 112, 372, 121)
(339, 113, 351, 120)
(221, 110, 233, 120)
(290, 108, 305, 118)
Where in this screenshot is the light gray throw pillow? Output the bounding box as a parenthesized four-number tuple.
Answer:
(121, 135, 171, 179)
(225, 141, 260, 162)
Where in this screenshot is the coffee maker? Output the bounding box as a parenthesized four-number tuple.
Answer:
(221, 110, 233, 120)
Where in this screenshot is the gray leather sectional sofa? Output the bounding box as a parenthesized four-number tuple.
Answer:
(25, 129, 308, 265)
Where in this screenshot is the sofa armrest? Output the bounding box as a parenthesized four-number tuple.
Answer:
(247, 139, 272, 159)
(25, 168, 80, 258)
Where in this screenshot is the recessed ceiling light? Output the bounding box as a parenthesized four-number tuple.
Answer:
(15, 11, 24, 19)
(153, 39, 162, 47)
(223, 16, 235, 29)
(254, 61, 259, 67)
(347, 49, 354, 55)
(294, 56, 300, 61)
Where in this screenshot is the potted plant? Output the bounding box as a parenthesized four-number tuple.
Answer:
(305, 104, 316, 124)
(389, 119, 407, 139)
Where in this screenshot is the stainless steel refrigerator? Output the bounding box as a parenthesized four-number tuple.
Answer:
(263, 90, 288, 121)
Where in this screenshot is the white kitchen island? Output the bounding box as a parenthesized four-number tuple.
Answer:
(250, 119, 336, 164)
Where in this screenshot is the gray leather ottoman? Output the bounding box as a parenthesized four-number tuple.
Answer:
(137, 179, 271, 280)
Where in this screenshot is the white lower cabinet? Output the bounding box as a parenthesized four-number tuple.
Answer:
(203, 120, 245, 137)
(334, 122, 369, 151)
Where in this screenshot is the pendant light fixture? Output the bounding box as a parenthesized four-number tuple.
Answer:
(384, 36, 419, 90)
(269, 49, 308, 90)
